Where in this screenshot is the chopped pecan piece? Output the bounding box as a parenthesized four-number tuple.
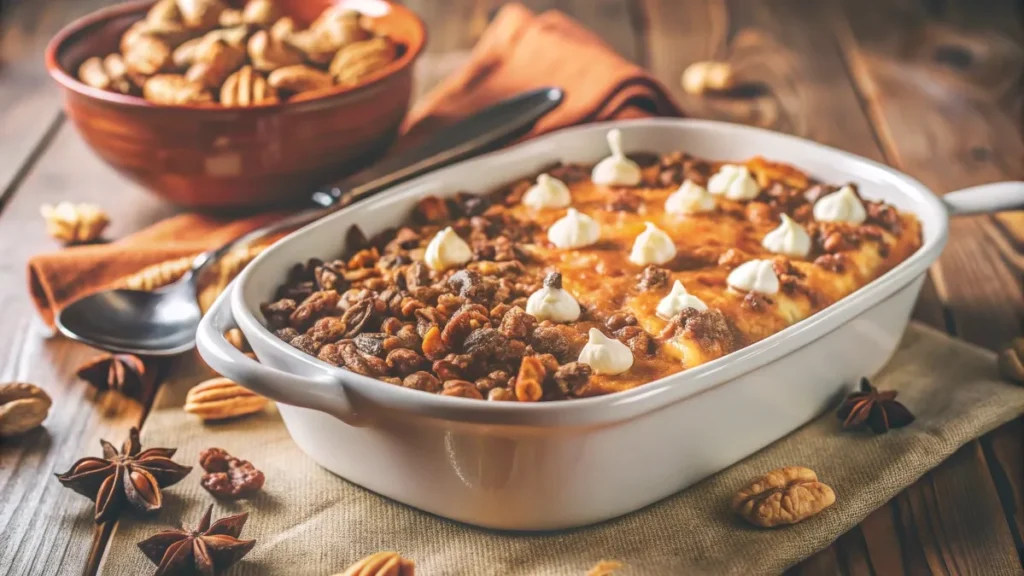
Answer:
(637, 265, 670, 291)
(386, 349, 428, 376)
(499, 305, 537, 339)
(289, 290, 340, 330)
(814, 253, 846, 273)
(198, 447, 265, 499)
(261, 299, 296, 330)
(531, 324, 587, 364)
(515, 355, 549, 402)
(553, 362, 592, 397)
(441, 379, 483, 399)
(403, 371, 441, 393)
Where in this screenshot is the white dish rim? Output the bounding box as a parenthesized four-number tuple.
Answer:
(227, 118, 950, 427)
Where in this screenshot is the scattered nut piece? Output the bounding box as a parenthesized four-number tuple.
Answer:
(329, 37, 397, 86)
(587, 560, 625, 576)
(224, 328, 249, 352)
(681, 60, 735, 94)
(998, 337, 1024, 385)
(102, 53, 135, 93)
(283, 29, 337, 65)
(242, 0, 281, 27)
(269, 16, 296, 43)
(124, 34, 172, 77)
(119, 255, 194, 291)
(221, 65, 278, 106)
(146, 0, 181, 26)
(311, 7, 369, 50)
(248, 29, 304, 71)
(0, 383, 51, 437)
(40, 202, 110, 245)
(267, 64, 333, 94)
(186, 39, 245, 88)
(335, 552, 415, 576)
(198, 447, 265, 498)
(731, 466, 835, 527)
(143, 74, 213, 105)
(218, 8, 244, 27)
(79, 57, 113, 90)
(184, 377, 267, 421)
(177, 0, 227, 31)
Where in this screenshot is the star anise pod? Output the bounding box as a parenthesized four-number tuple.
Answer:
(138, 505, 256, 576)
(76, 353, 154, 401)
(55, 427, 192, 523)
(836, 377, 915, 433)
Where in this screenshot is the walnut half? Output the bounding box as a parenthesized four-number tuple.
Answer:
(40, 202, 110, 245)
(731, 466, 835, 528)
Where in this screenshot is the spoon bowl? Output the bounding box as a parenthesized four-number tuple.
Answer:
(56, 283, 201, 356)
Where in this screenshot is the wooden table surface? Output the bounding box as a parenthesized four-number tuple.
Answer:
(1, 0, 1021, 574)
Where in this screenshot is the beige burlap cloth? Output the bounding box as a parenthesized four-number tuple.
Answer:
(98, 323, 1024, 575)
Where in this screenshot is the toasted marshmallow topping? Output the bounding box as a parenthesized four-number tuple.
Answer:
(525, 272, 581, 323)
(727, 259, 780, 295)
(656, 280, 709, 320)
(761, 214, 812, 258)
(629, 222, 677, 266)
(707, 164, 760, 201)
(578, 328, 634, 375)
(548, 208, 601, 249)
(665, 180, 716, 215)
(522, 173, 572, 210)
(424, 226, 472, 271)
(591, 129, 642, 186)
(813, 185, 867, 224)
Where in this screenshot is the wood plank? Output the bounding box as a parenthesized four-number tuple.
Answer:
(834, 0, 1024, 571)
(0, 0, 116, 203)
(640, 1, 917, 573)
(0, 124, 175, 575)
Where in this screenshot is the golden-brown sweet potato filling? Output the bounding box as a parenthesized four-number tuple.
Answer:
(262, 152, 922, 401)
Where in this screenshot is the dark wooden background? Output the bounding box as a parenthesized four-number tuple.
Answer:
(0, 0, 1021, 574)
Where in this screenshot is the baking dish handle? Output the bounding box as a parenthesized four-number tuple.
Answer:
(943, 181, 1024, 216)
(196, 285, 365, 427)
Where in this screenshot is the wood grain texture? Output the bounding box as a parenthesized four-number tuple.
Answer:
(835, 0, 1024, 570)
(0, 0, 113, 203)
(0, 125, 174, 576)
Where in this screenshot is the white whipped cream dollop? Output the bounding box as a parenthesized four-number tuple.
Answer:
(548, 208, 601, 249)
(656, 280, 708, 320)
(525, 272, 581, 323)
(578, 328, 634, 375)
(707, 164, 760, 201)
(813, 185, 867, 224)
(424, 226, 472, 271)
(522, 173, 572, 210)
(665, 180, 716, 215)
(761, 214, 812, 258)
(629, 222, 677, 266)
(591, 129, 642, 187)
(727, 259, 780, 295)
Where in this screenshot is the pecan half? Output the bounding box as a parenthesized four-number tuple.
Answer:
(184, 377, 267, 421)
(731, 466, 836, 527)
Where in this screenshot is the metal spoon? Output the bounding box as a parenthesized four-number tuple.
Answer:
(56, 87, 565, 356)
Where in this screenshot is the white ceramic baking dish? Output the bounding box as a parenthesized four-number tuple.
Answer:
(197, 119, 1024, 530)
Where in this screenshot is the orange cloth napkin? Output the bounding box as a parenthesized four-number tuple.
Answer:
(28, 3, 680, 328)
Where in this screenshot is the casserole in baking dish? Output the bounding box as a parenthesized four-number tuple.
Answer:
(197, 119, 1021, 530)
(254, 130, 923, 401)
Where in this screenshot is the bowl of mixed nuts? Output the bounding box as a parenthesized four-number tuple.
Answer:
(45, 0, 426, 210)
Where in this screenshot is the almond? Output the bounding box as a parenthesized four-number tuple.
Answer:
(184, 377, 267, 421)
(267, 64, 333, 94)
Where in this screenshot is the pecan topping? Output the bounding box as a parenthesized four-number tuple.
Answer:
(836, 377, 914, 433)
(56, 427, 192, 523)
(732, 466, 835, 527)
(199, 447, 265, 499)
(637, 265, 670, 291)
(137, 505, 256, 575)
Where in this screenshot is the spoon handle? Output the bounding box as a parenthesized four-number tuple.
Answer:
(187, 87, 564, 281)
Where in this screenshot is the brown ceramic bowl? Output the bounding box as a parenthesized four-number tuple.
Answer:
(46, 0, 426, 211)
